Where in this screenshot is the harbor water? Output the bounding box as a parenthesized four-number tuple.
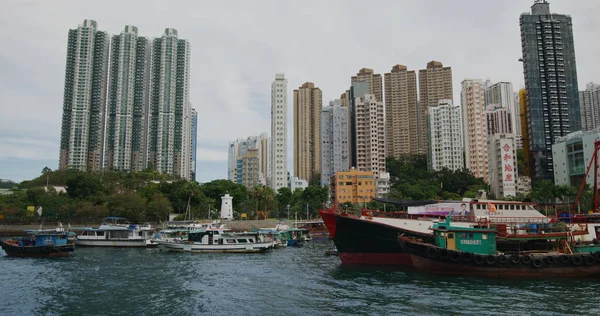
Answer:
(0, 241, 599, 315)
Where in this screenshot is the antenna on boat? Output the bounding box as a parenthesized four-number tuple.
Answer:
(572, 139, 600, 214)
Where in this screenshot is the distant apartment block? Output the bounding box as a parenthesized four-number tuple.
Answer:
(294, 82, 322, 184)
(484, 81, 520, 147)
(289, 176, 308, 192)
(355, 94, 386, 177)
(228, 133, 270, 186)
(418, 61, 453, 155)
(351, 68, 383, 103)
(191, 107, 198, 181)
(241, 149, 260, 188)
(59, 20, 109, 172)
(320, 100, 349, 186)
(487, 105, 513, 135)
(271, 74, 288, 191)
(384, 64, 418, 157)
(147, 28, 192, 180)
(427, 99, 463, 171)
(104, 25, 151, 172)
(461, 79, 488, 181)
(579, 83, 600, 131)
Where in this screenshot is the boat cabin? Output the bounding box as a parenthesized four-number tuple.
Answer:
(432, 216, 497, 255)
(21, 230, 70, 247)
(188, 230, 260, 245)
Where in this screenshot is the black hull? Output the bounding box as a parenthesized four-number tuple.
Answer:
(400, 237, 600, 277)
(1, 240, 75, 258)
(334, 215, 433, 255)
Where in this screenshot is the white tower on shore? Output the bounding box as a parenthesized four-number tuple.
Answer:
(220, 194, 233, 220)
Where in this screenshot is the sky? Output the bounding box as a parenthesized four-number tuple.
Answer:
(0, 0, 599, 183)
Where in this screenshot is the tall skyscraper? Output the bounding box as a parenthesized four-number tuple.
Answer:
(104, 25, 151, 172)
(579, 83, 600, 131)
(271, 74, 288, 191)
(293, 82, 322, 183)
(418, 61, 453, 155)
(384, 65, 418, 157)
(351, 68, 383, 103)
(461, 79, 487, 181)
(59, 20, 109, 171)
(148, 28, 192, 179)
(190, 107, 198, 181)
(520, 0, 581, 180)
(228, 133, 270, 186)
(427, 99, 463, 171)
(320, 100, 349, 186)
(355, 94, 386, 176)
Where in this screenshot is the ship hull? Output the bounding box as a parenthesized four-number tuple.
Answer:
(1, 240, 74, 258)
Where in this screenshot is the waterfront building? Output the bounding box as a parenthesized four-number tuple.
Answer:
(228, 133, 270, 186)
(59, 20, 109, 172)
(427, 99, 463, 171)
(147, 28, 192, 179)
(461, 79, 488, 181)
(552, 129, 600, 187)
(520, 0, 581, 181)
(320, 100, 349, 186)
(487, 133, 518, 198)
(355, 94, 386, 177)
(271, 74, 288, 191)
(294, 82, 322, 184)
(191, 107, 198, 181)
(579, 83, 600, 131)
(384, 65, 418, 157)
(288, 176, 308, 192)
(104, 25, 151, 172)
(375, 172, 391, 198)
(517, 176, 532, 196)
(330, 169, 375, 205)
(418, 61, 453, 155)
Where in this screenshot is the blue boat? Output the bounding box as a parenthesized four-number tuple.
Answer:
(1, 228, 75, 258)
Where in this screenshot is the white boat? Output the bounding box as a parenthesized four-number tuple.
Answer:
(75, 217, 155, 247)
(158, 228, 273, 253)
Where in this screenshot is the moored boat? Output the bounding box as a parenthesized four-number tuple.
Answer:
(398, 215, 600, 277)
(75, 217, 155, 247)
(158, 228, 273, 253)
(1, 228, 75, 258)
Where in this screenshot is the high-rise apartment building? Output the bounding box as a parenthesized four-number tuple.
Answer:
(320, 100, 349, 186)
(579, 83, 600, 131)
(191, 107, 198, 181)
(427, 99, 463, 171)
(228, 133, 270, 186)
(487, 134, 518, 198)
(483, 81, 518, 136)
(147, 28, 192, 179)
(104, 25, 151, 172)
(487, 105, 513, 135)
(240, 149, 260, 189)
(418, 61, 453, 155)
(355, 94, 386, 176)
(293, 82, 322, 183)
(271, 74, 288, 191)
(59, 20, 109, 171)
(384, 64, 418, 157)
(351, 68, 383, 103)
(461, 79, 487, 181)
(520, 0, 581, 181)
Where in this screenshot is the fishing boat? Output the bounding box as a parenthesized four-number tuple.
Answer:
(297, 220, 329, 240)
(397, 215, 600, 277)
(75, 217, 155, 247)
(157, 228, 273, 253)
(1, 227, 75, 258)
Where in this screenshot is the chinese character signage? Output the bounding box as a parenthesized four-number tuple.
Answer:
(499, 138, 516, 197)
